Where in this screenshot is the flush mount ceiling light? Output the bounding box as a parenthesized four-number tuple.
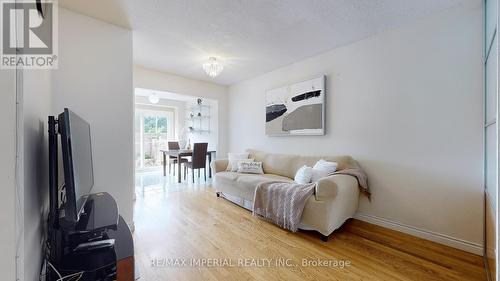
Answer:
(148, 93, 160, 104)
(203, 57, 223, 78)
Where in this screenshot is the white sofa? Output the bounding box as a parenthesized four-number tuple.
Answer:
(210, 149, 360, 240)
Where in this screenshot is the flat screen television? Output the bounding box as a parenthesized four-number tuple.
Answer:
(59, 108, 94, 225)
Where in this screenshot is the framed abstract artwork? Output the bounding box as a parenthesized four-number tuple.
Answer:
(265, 75, 325, 136)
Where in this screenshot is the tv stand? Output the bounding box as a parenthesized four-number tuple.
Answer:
(73, 238, 115, 252)
(50, 192, 134, 280)
(65, 192, 119, 234)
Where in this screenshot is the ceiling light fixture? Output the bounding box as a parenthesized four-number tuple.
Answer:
(203, 57, 223, 78)
(148, 93, 160, 104)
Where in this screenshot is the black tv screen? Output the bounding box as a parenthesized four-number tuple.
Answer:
(59, 108, 94, 224)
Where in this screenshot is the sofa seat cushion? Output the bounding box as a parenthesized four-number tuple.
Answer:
(215, 172, 292, 201)
(263, 174, 294, 182)
(215, 171, 241, 182)
(237, 174, 292, 188)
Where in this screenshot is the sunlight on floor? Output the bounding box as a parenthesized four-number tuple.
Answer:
(135, 168, 213, 197)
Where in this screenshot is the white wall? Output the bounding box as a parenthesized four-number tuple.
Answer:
(228, 2, 484, 253)
(0, 69, 17, 281)
(22, 70, 52, 281)
(52, 9, 134, 225)
(134, 65, 229, 157)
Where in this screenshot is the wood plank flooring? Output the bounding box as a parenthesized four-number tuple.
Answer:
(133, 176, 485, 281)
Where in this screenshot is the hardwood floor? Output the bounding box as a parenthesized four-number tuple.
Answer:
(133, 173, 486, 281)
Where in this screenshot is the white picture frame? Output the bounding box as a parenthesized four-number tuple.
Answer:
(265, 75, 325, 136)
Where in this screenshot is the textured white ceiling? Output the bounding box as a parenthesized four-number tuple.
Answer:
(60, 0, 468, 85)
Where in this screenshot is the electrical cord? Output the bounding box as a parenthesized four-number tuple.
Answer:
(42, 182, 77, 281)
(47, 260, 84, 281)
(74, 273, 83, 281)
(47, 261, 62, 280)
(59, 183, 66, 206)
(69, 272, 83, 281)
(57, 271, 84, 281)
(14, 25, 24, 281)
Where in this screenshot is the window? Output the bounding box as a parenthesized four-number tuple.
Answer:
(144, 116, 167, 134)
(135, 109, 175, 170)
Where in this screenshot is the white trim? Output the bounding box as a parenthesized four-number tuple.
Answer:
(127, 220, 135, 233)
(485, 187, 496, 217)
(354, 213, 483, 255)
(485, 190, 497, 258)
(15, 67, 24, 281)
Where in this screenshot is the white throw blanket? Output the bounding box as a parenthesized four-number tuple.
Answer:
(253, 181, 315, 232)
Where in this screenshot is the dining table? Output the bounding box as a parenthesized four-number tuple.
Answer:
(160, 149, 216, 183)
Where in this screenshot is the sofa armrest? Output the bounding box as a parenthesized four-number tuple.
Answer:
(211, 159, 229, 174)
(315, 174, 357, 201)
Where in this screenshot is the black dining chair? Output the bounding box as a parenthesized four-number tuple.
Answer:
(168, 141, 188, 175)
(184, 143, 208, 183)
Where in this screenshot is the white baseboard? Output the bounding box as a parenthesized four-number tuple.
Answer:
(354, 213, 483, 255)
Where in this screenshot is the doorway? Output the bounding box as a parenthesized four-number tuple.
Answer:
(135, 109, 175, 171)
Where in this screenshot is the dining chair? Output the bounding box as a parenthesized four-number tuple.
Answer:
(184, 143, 208, 183)
(168, 141, 188, 175)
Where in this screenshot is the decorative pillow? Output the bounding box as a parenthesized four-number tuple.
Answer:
(313, 159, 338, 174)
(237, 161, 264, 174)
(311, 169, 330, 182)
(294, 165, 313, 184)
(311, 160, 338, 182)
(226, 153, 249, 172)
(236, 159, 254, 169)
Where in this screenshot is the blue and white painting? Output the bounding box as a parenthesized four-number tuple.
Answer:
(266, 75, 325, 136)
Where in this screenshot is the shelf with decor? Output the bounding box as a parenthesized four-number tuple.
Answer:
(186, 99, 211, 134)
(187, 104, 211, 111)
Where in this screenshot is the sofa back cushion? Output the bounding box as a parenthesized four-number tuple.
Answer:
(246, 149, 354, 179)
